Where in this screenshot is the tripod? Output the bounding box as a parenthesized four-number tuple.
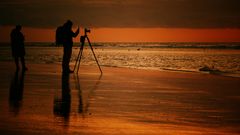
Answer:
(73, 30, 102, 74)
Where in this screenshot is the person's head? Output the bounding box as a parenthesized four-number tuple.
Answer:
(64, 20, 73, 29)
(16, 25, 22, 31)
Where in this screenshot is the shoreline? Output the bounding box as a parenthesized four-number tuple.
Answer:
(1, 42, 240, 48)
(1, 61, 240, 78)
(1, 45, 240, 77)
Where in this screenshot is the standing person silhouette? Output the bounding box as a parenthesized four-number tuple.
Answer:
(10, 25, 27, 71)
(62, 20, 79, 73)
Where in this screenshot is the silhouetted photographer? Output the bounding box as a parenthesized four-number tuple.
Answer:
(61, 20, 79, 73)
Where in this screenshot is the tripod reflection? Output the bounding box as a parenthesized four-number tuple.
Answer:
(53, 72, 102, 125)
(74, 74, 102, 116)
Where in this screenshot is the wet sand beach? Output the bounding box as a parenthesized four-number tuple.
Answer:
(0, 62, 240, 134)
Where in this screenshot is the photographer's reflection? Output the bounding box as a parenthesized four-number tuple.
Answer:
(54, 72, 71, 125)
(9, 69, 26, 115)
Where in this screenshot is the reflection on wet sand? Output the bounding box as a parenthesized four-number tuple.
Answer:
(1, 63, 240, 134)
(53, 72, 71, 125)
(54, 72, 102, 126)
(74, 74, 84, 114)
(9, 70, 26, 115)
(74, 74, 102, 115)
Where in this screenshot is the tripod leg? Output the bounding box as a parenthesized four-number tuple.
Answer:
(86, 37, 103, 74)
(76, 44, 84, 74)
(74, 41, 84, 72)
(73, 46, 82, 72)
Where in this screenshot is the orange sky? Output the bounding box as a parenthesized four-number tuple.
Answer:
(1, 26, 240, 42)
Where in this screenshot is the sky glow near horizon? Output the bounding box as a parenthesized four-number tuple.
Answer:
(1, 0, 240, 42)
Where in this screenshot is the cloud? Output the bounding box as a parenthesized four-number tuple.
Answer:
(0, 0, 240, 28)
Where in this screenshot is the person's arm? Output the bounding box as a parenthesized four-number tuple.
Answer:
(72, 27, 79, 37)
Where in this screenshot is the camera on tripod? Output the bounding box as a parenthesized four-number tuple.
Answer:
(81, 28, 91, 43)
(80, 28, 90, 43)
(74, 27, 102, 74)
(84, 28, 90, 35)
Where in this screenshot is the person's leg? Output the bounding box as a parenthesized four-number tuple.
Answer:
(63, 46, 71, 72)
(62, 47, 67, 72)
(65, 47, 73, 72)
(62, 44, 73, 73)
(14, 57, 20, 70)
(67, 47, 72, 71)
(20, 56, 28, 70)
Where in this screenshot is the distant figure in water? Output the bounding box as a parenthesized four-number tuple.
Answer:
(61, 20, 79, 73)
(10, 25, 28, 71)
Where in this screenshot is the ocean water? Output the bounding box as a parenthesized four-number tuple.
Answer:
(1, 42, 240, 76)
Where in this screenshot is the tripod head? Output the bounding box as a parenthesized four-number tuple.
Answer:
(84, 28, 90, 36)
(80, 28, 91, 44)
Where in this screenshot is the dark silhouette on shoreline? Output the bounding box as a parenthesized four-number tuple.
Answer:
(61, 20, 79, 73)
(10, 25, 27, 71)
(9, 70, 26, 115)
